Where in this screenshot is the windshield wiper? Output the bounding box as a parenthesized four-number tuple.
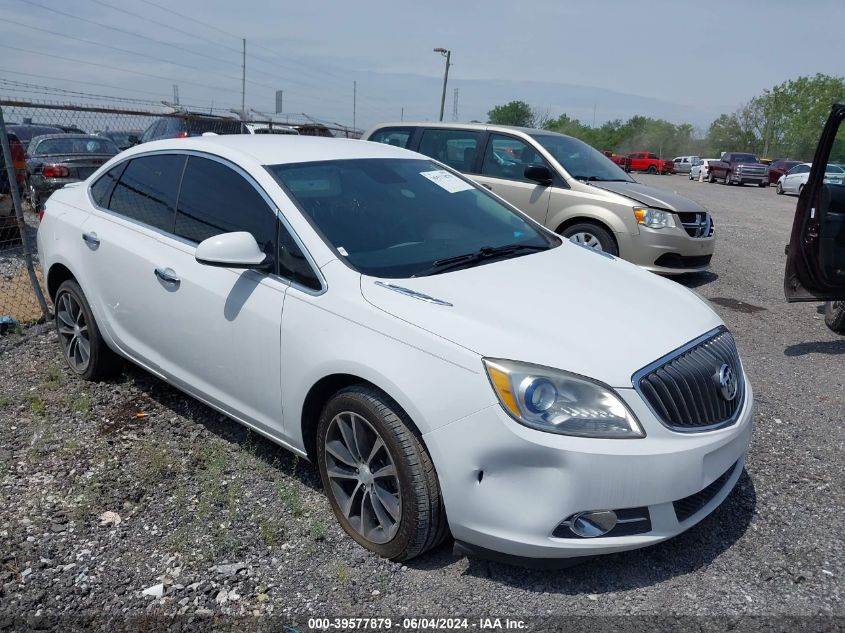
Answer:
(413, 244, 550, 277)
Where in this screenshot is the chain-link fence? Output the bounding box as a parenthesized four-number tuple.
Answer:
(0, 98, 361, 336)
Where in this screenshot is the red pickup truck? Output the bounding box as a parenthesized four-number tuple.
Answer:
(627, 151, 675, 175)
(602, 150, 631, 171)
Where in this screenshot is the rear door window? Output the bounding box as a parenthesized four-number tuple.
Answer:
(107, 154, 185, 231)
(418, 129, 481, 173)
(174, 156, 276, 259)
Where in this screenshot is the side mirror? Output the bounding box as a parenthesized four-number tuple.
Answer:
(127, 135, 140, 146)
(523, 164, 553, 185)
(195, 231, 271, 269)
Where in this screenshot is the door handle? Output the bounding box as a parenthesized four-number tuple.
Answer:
(154, 267, 180, 285)
(82, 231, 100, 247)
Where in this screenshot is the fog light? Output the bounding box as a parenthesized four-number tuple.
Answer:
(569, 510, 617, 537)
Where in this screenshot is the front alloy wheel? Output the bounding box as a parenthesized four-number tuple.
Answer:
(324, 410, 402, 544)
(317, 386, 448, 560)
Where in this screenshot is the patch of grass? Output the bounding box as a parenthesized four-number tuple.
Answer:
(70, 475, 102, 524)
(0, 395, 13, 408)
(277, 479, 304, 517)
(45, 366, 63, 385)
(138, 438, 173, 485)
(309, 519, 327, 542)
(335, 561, 348, 584)
(71, 394, 91, 415)
(256, 513, 284, 548)
(29, 395, 46, 416)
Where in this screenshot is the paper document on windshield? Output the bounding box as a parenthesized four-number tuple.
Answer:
(420, 170, 474, 193)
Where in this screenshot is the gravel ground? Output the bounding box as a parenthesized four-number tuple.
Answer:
(0, 176, 842, 630)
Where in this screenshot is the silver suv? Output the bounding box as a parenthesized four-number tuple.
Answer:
(362, 123, 715, 274)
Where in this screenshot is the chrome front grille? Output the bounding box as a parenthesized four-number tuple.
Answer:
(677, 212, 714, 238)
(633, 327, 745, 432)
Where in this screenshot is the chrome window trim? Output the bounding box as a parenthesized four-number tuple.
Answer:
(86, 148, 327, 297)
(631, 325, 747, 433)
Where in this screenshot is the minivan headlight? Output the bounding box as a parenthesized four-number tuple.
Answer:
(633, 207, 676, 229)
(483, 359, 645, 438)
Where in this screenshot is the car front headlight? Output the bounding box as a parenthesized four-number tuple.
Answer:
(483, 359, 645, 438)
(633, 206, 676, 229)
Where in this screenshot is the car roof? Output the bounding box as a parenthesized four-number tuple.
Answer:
(118, 134, 421, 166)
(364, 120, 573, 139)
(31, 133, 105, 142)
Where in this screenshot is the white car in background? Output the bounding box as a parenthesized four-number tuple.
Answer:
(776, 162, 845, 195)
(689, 159, 718, 181)
(37, 135, 753, 565)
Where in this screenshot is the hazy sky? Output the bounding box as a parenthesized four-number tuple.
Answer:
(1, 0, 843, 129)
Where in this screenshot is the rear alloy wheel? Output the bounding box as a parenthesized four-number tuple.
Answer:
(776, 182, 784, 194)
(724, 172, 733, 185)
(824, 301, 845, 334)
(317, 386, 448, 561)
(55, 279, 122, 381)
(560, 222, 618, 256)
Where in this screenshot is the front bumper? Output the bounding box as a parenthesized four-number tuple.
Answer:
(424, 378, 753, 560)
(616, 225, 715, 275)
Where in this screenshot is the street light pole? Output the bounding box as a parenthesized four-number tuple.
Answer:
(433, 47, 450, 122)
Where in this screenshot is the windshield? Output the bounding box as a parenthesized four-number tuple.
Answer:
(33, 137, 119, 156)
(529, 133, 634, 182)
(185, 118, 246, 135)
(268, 158, 558, 278)
(825, 163, 845, 174)
(732, 154, 759, 163)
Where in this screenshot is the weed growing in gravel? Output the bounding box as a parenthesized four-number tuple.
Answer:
(45, 366, 63, 385)
(336, 561, 349, 584)
(277, 479, 304, 517)
(29, 395, 46, 416)
(71, 475, 102, 524)
(310, 520, 327, 542)
(139, 438, 173, 485)
(71, 394, 91, 414)
(256, 513, 284, 548)
(0, 395, 13, 408)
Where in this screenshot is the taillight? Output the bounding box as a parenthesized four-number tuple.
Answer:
(174, 132, 188, 138)
(42, 165, 70, 178)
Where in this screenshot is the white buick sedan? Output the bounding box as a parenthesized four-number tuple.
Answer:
(37, 135, 753, 565)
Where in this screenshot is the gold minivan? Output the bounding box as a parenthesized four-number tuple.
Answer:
(362, 122, 715, 275)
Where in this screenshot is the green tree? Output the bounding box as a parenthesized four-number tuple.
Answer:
(487, 101, 535, 127)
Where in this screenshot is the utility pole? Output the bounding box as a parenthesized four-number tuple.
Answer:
(592, 103, 596, 127)
(275, 90, 284, 114)
(241, 38, 246, 115)
(400, 107, 404, 121)
(353, 80, 357, 131)
(172, 84, 179, 106)
(433, 48, 451, 122)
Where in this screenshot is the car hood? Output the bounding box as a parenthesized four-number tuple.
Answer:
(590, 181, 707, 213)
(360, 244, 722, 388)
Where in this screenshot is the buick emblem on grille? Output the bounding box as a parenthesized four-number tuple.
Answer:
(716, 364, 738, 401)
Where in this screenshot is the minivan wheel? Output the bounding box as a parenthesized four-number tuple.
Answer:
(560, 223, 618, 256)
(825, 301, 845, 334)
(55, 279, 122, 381)
(317, 386, 448, 561)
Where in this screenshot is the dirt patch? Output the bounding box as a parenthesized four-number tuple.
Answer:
(708, 296, 767, 314)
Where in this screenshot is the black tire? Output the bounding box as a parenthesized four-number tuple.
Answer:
(824, 301, 845, 334)
(688, 172, 694, 181)
(559, 222, 619, 256)
(776, 182, 784, 195)
(316, 385, 448, 561)
(723, 172, 732, 185)
(708, 172, 716, 183)
(29, 183, 39, 211)
(799, 184, 804, 195)
(54, 279, 122, 381)
(758, 182, 767, 187)
(646, 165, 657, 174)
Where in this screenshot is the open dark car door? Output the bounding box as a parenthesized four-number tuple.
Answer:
(784, 104, 845, 302)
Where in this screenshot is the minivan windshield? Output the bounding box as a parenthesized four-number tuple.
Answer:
(268, 158, 558, 278)
(531, 133, 634, 183)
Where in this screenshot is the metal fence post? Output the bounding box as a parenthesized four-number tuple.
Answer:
(0, 104, 50, 322)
